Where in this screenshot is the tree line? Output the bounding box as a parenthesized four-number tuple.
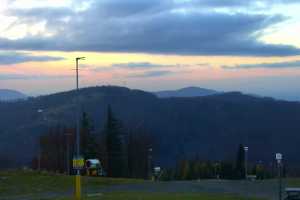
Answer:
(32, 105, 154, 179)
(30, 104, 285, 180)
(161, 144, 280, 181)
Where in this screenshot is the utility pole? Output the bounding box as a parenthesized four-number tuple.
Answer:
(244, 146, 248, 180)
(37, 109, 44, 171)
(75, 57, 85, 200)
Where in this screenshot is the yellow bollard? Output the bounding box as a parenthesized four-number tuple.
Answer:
(75, 175, 81, 200)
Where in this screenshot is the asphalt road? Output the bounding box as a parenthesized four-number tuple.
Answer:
(85, 179, 281, 200)
(2, 179, 283, 200)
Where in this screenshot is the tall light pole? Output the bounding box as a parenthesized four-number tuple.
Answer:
(37, 108, 47, 171)
(37, 109, 43, 171)
(76, 57, 85, 160)
(276, 153, 283, 200)
(75, 57, 85, 200)
(244, 146, 249, 180)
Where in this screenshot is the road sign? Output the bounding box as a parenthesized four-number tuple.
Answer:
(276, 153, 283, 161)
(73, 157, 85, 170)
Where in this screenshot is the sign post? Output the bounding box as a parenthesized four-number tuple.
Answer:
(276, 153, 283, 200)
(244, 146, 249, 179)
(73, 156, 84, 200)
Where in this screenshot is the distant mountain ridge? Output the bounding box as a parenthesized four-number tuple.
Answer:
(154, 87, 219, 98)
(0, 89, 27, 101)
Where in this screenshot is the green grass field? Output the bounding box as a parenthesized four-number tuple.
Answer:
(0, 170, 142, 198)
(1, 170, 292, 200)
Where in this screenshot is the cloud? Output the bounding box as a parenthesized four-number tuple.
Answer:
(128, 70, 173, 78)
(87, 62, 195, 72)
(1, 0, 300, 56)
(185, 0, 300, 8)
(112, 62, 177, 68)
(0, 73, 72, 80)
(0, 51, 64, 65)
(222, 60, 300, 69)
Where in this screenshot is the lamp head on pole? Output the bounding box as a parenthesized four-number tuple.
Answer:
(76, 57, 85, 61)
(244, 146, 249, 152)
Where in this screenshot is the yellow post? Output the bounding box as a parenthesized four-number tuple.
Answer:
(75, 175, 81, 200)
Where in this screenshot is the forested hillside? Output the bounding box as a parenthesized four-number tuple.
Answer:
(1, 86, 300, 168)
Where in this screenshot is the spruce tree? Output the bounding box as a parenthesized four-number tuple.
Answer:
(81, 112, 97, 159)
(105, 106, 128, 177)
(235, 144, 245, 179)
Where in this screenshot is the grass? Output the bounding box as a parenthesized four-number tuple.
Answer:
(0, 170, 277, 200)
(0, 170, 143, 198)
(286, 178, 300, 187)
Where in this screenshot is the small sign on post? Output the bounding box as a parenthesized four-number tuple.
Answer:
(276, 153, 283, 200)
(73, 156, 85, 170)
(276, 153, 283, 163)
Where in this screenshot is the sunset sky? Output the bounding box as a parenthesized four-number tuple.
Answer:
(1, 0, 300, 100)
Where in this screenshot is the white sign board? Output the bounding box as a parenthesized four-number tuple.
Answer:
(276, 153, 282, 160)
(154, 167, 161, 173)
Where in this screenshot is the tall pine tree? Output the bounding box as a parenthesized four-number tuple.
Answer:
(235, 144, 245, 179)
(81, 112, 97, 159)
(105, 106, 128, 177)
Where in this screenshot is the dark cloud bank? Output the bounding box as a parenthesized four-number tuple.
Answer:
(1, 0, 300, 56)
(0, 52, 64, 65)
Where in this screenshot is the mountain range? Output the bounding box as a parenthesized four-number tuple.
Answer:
(1, 86, 300, 168)
(0, 89, 27, 101)
(153, 87, 219, 98)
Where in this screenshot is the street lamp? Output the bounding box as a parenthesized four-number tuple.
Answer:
(37, 109, 43, 171)
(276, 153, 283, 200)
(244, 146, 248, 180)
(36, 108, 48, 171)
(75, 57, 85, 164)
(75, 57, 85, 200)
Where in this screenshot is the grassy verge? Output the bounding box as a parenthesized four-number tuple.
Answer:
(286, 178, 300, 187)
(0, 170, 143, 197)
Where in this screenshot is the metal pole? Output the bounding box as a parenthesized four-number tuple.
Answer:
(75, 57, 84, 200)
(279, 162, 282, 200)
(276, 153, 283, 200)
(76, 58, 80, 165)
(245, 150, 247, 179)
(37, 109, 44, 171)
(244, 147, 248, 180)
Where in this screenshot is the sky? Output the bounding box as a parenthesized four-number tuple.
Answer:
(1, 0, 300, 100)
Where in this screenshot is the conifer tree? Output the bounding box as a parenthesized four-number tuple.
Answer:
(235, 144, 245, 179)
(81, 112, 97, 159)
(105, 105, 128, 177)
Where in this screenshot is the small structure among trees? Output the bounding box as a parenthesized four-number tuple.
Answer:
(32, 105, 154, 179)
